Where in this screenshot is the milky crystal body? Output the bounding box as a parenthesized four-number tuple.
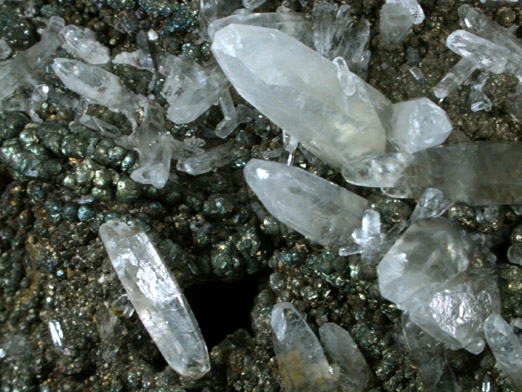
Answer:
(446, 30, 510, 74)
(99, 222, 210, 378)
(484, 313, 522, 390)
(271, 303, 336, 392)
(244, 159, 368, 247)
(386, 98, 452, 153)
(319, 322, 371, 392)
(378, 218, 471, 307)
(402, 313, 459, 392)
(60, 25, 110, 64)
(211, 24, 387, 169)
(379, 0, 424, 46)
(342, 142, 522, 206)
(52, 58, 137, 112)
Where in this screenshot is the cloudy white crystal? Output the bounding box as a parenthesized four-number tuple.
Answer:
(379, 0, 424, 46)
(212, 24, 388, 169)
(244, 159, 368, 247)
(99, 221, 210, 379)
(60, 25, 110, 64)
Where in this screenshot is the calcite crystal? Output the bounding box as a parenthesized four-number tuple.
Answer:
(385, 98, 452, 153)
(99, 222, 210, 378)
(244, 159, 368, 247)
(342, 142, 522, 206)
(484, 313, 522, 390)
(211, 24, 388, 169)
(378, 218, 500, 353)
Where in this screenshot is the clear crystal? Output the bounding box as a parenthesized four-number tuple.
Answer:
(410, 188, 452, 221)
(469, 73, 492, 112)
(379, 0, 424, 46)
(386, 97, 452, 153)
(507, 244, 522, 266)
(434, 58, 478, 99)
(99, 221, 210, 378)
(113, 31, 154, 72)
(176, 142, 232, 176)
(244, 159, 368, 247)
(211, 24, 388, 169)
(60, 25, 110, 64)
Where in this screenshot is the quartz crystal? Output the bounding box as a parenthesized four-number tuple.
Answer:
(160, 55, 229, 124)
(446, 30, 510, 74)
(211, 24, 388, 169)
(242, 0, 267, 10)
(379, 0, 425, 46)
(410, 188, 452, 222)
(271, 303, 337, 392)
(60, 25, 110, 64)
(200, 0, 243, 38)
(342, 142, 522, 206)
(434, 58, 477, 100)
(507, 244, 522, 266)
(207, 10, 313, 45)
(244, 159, 368, 247)
(469, 73, 492, 112)
(52, 58, 138, 113)
(386, 97, 452, 153)
(402, 313, 459, 392)
(312, 0, 343, 57)
(0, 38, 11, 60)
(176, 142, 232, 176)
(113, 31, 154, 72)
(378, 218, 500, 353)
(99, 221, 210, 379)
(319, 322, 372, 392)
(484, 314, 522, 390)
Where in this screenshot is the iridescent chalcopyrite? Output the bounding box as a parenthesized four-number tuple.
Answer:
(99, 221, 210, 379)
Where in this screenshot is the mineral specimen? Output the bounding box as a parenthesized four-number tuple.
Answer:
(113, 31, 155, 72)
(378, 218, 500, 353)
(342, 142, 522, 206)
(212, 24, 388, 169)
(99, 221, 210, 379)
(244, 159, 368, 247)
(379, 0, 424, 46)
(60, 25, 110, 65)
(483, 313, 522, 390)
(385, 97, 452, 153)
(242, 0, 267, 10)
(434, 58, 478, 100)
(0, 39, 12, 60)
(176, 141, 232, 176)
(507, 244, 522, 266)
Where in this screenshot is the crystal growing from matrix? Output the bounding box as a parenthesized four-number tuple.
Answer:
(60, 25, 110, 64)
(342, 142, 522, 206)
(244, 159, 368, 247)
(379, 0, 425, 46)
(484, 313, 522, 390)
(434, 58, 477, 99)
(271, 303, 337, 392)
(386, 98, 452, 153)
(99, 222, 210, 379)
(52, 58, 138, 113)
(212, 24, 387, 169)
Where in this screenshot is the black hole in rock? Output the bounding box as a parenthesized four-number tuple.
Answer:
(184, 274, 259, 348)
(0, 170, 11, 194)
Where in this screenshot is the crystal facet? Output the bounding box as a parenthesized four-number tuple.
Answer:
(99, 222, 210, 379)
(379, 0, 425, 46)
(244, 159, 368, 247)
(60, 25, 110, 64)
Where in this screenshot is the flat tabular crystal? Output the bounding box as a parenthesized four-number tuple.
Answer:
(99, 222, 210, 379)
(342, 142, 522, 206)
(244, 159, 368, 247)
(211, 24, 387, 169)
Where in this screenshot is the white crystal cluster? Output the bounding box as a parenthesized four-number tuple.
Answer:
(379, 0, 425, 46)
(271, 302, 371, 392)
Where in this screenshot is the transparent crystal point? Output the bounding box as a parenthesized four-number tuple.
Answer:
(484, 314, 522, 390)
(244, 159, 368, 247)
(507, 244, 522, 266)
(52, 58, 137, 113)
(410, 188, 452, 222)
(211, 24, 387, 169)
(379, 0, 424, 46)
(271, 303, 336, 392)
(99, 222, 210, 378)
(319, 322, 372, 392)
(60, 25, 110, 64)
(434, 58, 478, 100)
(342, 142, 522, 206)
(176, 142, 232, 176)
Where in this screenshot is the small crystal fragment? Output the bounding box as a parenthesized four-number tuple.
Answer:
(319, 322, 372, 391)
(52, 58, 138, 113)
(60, 25, 110, 64)
(379, 0, 425, 46)
(244, 159, 368, 247)
(507, 244, 522, 266)
(408, 65, 426, 84)
(434, 58, 478, 99)
(402, 313, 459, 392)
(0, 38, 11, 60)
(342, 142, 522, 206)
(312, 0, 340, 57)
(271, 303, 336, 392)
(469, 73, 492, 112)
(484, 313, 522, 390)
(212, 24, 388, 169)
(386, 97, 452, 153)
(113, 31, 154, 72)
(242, 0, 266, 10)
(48, 320, 70, 355)
(99, 221, 210, 378)
(410, 188, 452, 222)
(446, 30, 510, 74)
(176, 142, 232, 176)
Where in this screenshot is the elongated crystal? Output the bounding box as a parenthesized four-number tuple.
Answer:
(176, 142, 232, 176)
(271, 303, 336, 392)
(60, 25, 110, 64)
(342, 142, 522, 206)
(484, 313, 522, 390)
(212, 24, 388, 169)
(434, 58, 477, 99)
(244, 159, 368, 247)
(52, 58, 137, 113)
(99, 222, 210, 378)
